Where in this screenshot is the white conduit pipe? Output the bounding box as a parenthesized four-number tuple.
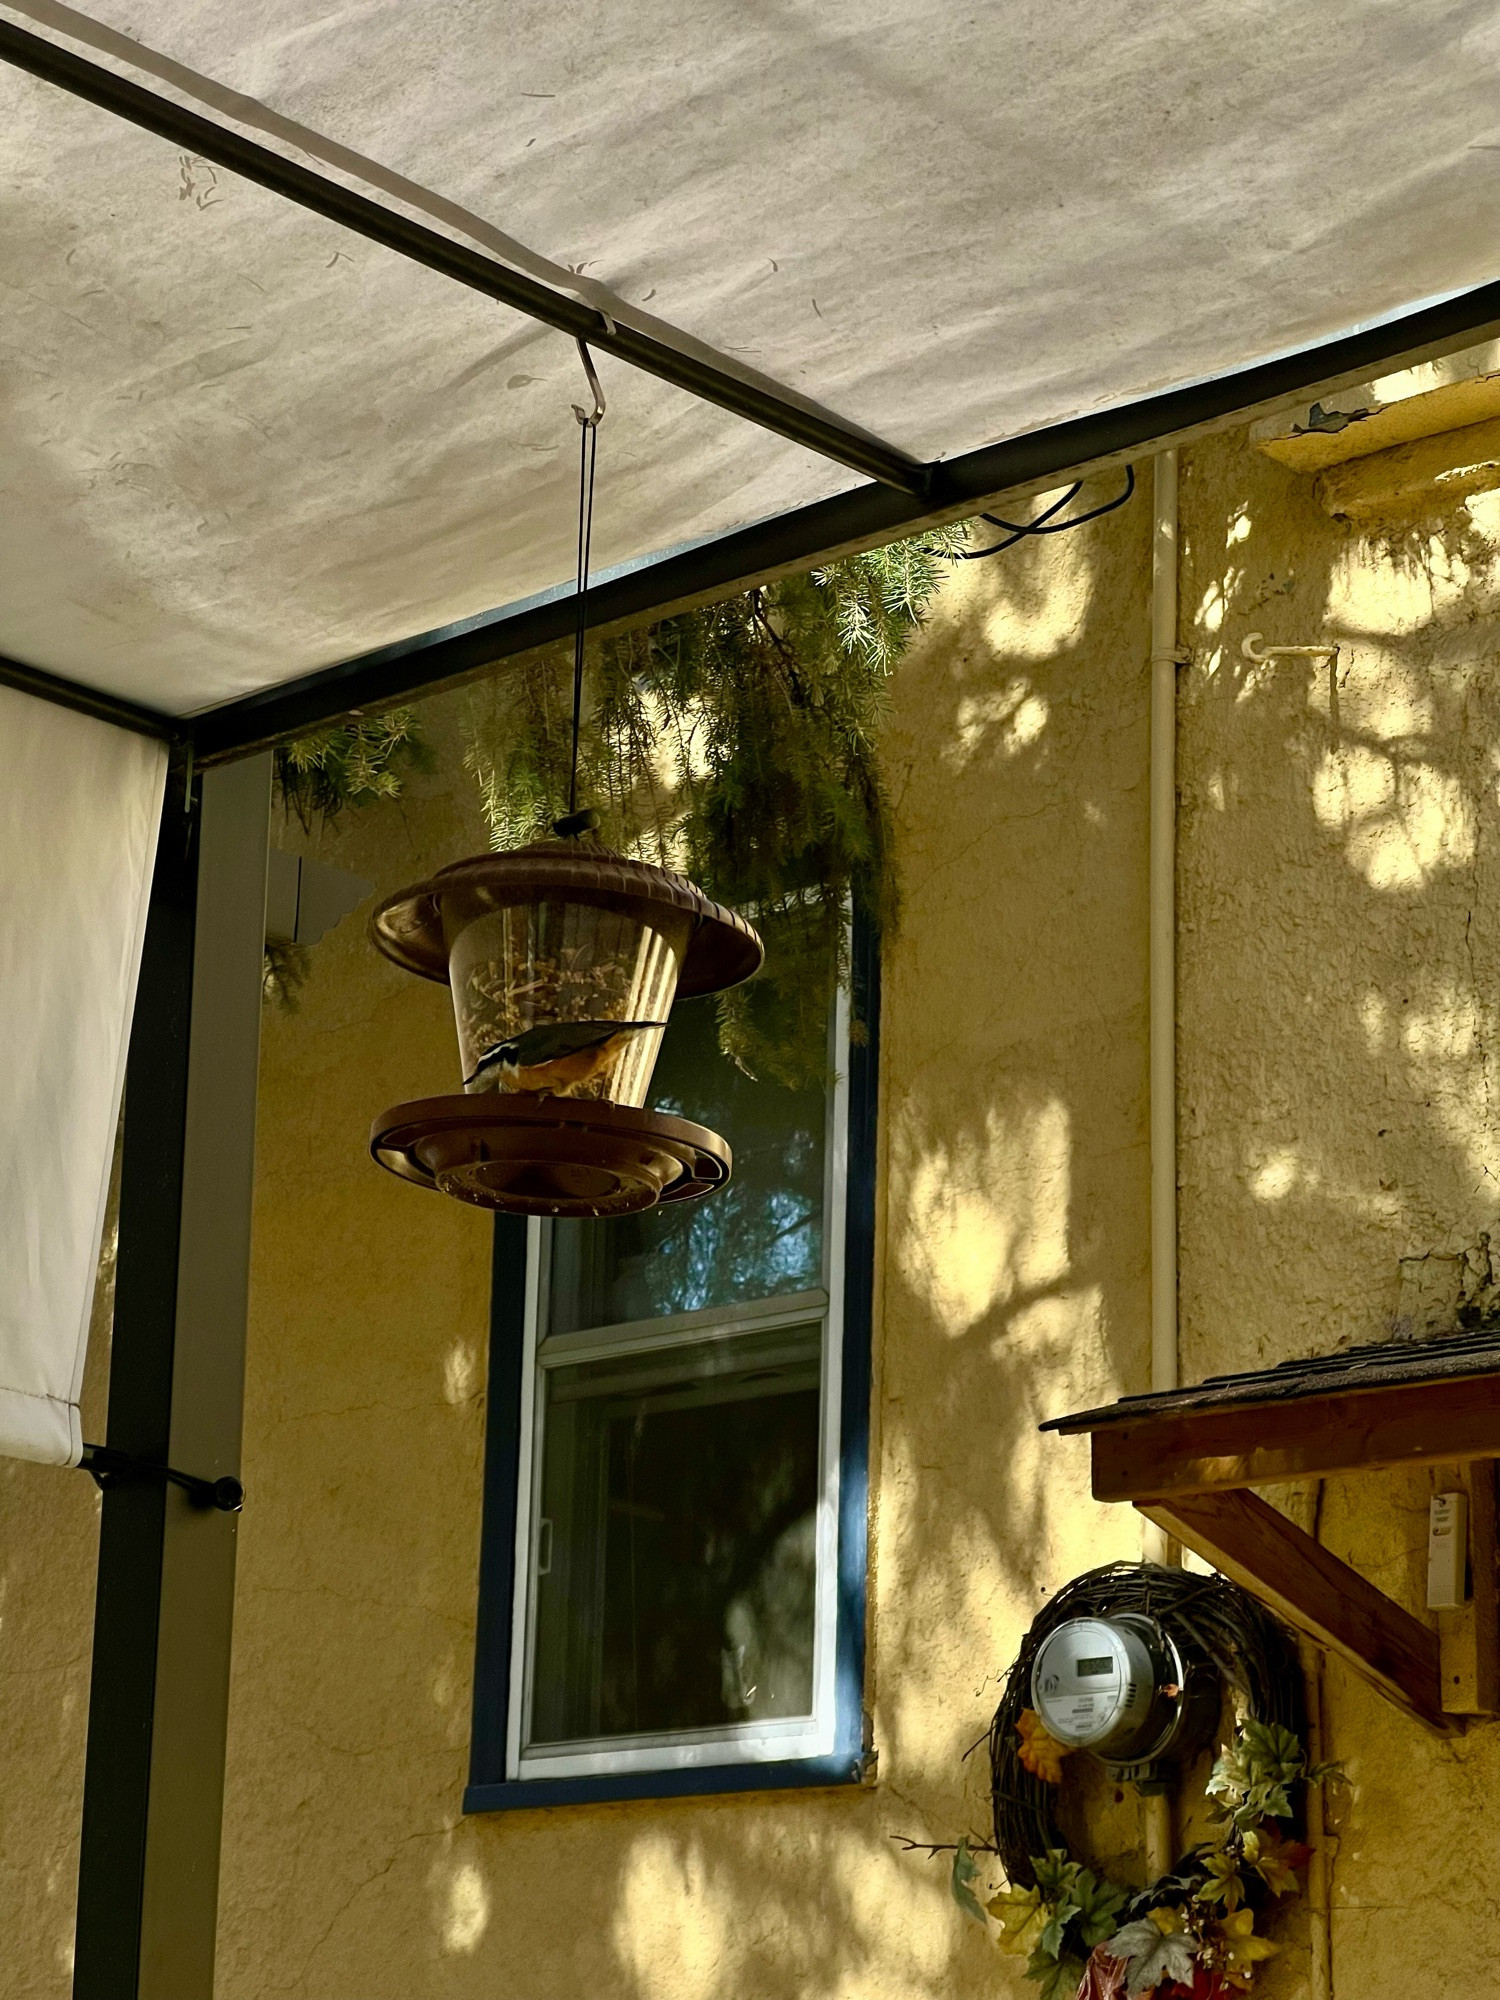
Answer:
(1138, 467, 1333, 1993)
(1141, 450, 1183, 1885)
(1150, 449, 1181, 1409)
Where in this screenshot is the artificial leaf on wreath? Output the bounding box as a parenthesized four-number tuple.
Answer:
(1214, 1910, 1278, 1987)
(1031, 1849, 1085, 1957)
(987, 1882, 1047, 1955)
(1105, 1908, 1200, 1998)
(1072, 1870, 1132, 1949)
(1039, 1891, 1084, 1963)
(1246, 1828, 1310, 1899)
(1032, 1851, 1079, 1896)
(1025, 1944, 1087, 2000)
(1206, 1721, 1303, 1828)
(1200, 1850, 1245, 1912)
(1124, 1856, 1214, 1917)
(950, 1836, 988, 1925)
(1017, 1707, 1074, 1785)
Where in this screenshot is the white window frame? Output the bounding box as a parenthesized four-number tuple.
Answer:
(504, 984, 851, 1782)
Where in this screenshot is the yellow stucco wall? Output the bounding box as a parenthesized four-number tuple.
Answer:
(1175, 435, 1500, 1994)
(8, 411, 1500, 1998)
(210, 497, 1159, 1999)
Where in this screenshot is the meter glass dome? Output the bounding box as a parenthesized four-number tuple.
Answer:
(1030, 1611, 1220, 1786)
(1031, 1616, 1158, 1754)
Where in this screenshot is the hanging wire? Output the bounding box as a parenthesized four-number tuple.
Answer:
(959, 462, 1136, 559)
(555, 340, 605, 837)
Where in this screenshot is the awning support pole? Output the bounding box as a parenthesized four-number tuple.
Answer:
(74, 756, 269, 2000)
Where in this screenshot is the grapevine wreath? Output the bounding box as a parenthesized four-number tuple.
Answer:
(913, 1563, 1342, 2000)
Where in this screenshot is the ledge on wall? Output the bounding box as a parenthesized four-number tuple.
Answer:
(1250, 338, 1500, 520)
(1042, 1331, 1500, 1737)
(1250, 337, 1500, 474)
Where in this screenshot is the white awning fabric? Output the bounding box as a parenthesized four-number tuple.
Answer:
(0, 1, 1497, 717)
(0, 686, 164, 1464)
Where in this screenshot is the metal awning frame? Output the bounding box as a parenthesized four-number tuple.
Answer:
(9, 28, 1500, 1995)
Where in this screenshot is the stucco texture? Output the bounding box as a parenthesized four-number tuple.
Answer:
(204, 490, 1158, 2000)
(1176, 429, 1500, 1996)
(9, 409, 1500, 1998)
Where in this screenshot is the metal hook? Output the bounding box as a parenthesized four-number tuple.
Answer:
(572, 339, 605, 428)
(1241, 631, 1340, 666)
(1242, 631, 1344, 733)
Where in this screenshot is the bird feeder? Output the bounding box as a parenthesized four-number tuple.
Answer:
(367, 840, 762, 1218)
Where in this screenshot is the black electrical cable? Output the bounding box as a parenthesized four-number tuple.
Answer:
(960, 463, 1137, 558)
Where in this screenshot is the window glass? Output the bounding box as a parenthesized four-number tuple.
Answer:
(528, 1322, 823, 1747)
(546, 998, 826, 1332)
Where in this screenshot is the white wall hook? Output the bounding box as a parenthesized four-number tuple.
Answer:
(1241, 630, 1340, 666)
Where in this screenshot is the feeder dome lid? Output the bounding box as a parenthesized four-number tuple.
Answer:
(370, 841, 763, 999)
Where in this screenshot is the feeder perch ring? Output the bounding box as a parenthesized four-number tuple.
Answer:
(370, 1091, 732, 1217)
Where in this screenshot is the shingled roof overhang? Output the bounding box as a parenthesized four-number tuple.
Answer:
(1044, 1333, 1500, 1738)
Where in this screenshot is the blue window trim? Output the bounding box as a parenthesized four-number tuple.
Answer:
(463, 914, 879, 1814)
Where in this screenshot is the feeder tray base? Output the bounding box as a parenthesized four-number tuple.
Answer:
(370, 1092, 731, 1217)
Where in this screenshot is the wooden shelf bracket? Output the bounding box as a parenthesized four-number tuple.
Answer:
(1043, 1343, 1500, 1737)
(1136, 1489, 1451, 1735)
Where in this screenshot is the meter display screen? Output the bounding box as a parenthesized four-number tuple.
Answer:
(1075, 1657, 1113, 1677)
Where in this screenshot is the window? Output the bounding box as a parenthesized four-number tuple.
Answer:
(465, 925, 877, 1810)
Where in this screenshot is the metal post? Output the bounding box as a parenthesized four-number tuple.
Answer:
(74, 754, 270, 2000)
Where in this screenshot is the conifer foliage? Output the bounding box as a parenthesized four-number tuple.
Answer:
(464, 528, 965, 1085)
(273, 710, 427, 830)
(267, 530, 965, 1073)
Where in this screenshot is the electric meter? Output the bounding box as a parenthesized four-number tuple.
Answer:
(1030, 1612, 1218, 1790)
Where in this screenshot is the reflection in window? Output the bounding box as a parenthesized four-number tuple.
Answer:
(547, 998, 826, 1331)
(529, 1324, 822, 1745)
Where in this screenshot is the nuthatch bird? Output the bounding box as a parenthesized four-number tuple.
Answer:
(466, 1019, 666, 1096)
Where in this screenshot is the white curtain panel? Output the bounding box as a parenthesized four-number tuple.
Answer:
(0, 686, 165, 1464)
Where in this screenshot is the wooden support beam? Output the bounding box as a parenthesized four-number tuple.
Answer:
(1091, 1372, 1500, 1501)
(1137, 1489, 1452, 1737)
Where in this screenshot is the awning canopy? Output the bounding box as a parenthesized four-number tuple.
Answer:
(2, 0, 1499, 720)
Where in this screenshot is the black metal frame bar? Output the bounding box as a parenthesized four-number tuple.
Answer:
(189, 269, 1500, 760)
(73, 758, 270, 2000)
(5, 15, 1500, 761)
(75, 773, 198, 2000)
(0, 650, 178, 742)
(0, 18, 926, 498)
